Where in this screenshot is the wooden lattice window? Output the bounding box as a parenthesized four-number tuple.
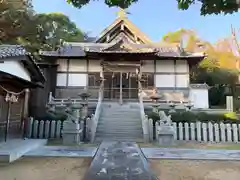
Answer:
(88, 73, 100, 87)
(141, 73, 154, 89)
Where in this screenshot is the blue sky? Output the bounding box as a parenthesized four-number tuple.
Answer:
(32, 0, 240, 43)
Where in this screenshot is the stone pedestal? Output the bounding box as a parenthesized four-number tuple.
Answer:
(62, 120, 82, 145)
(157, 125, 175, 146)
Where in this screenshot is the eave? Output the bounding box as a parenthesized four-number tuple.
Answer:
(85, 50, 158, 60)
(0, 70, 44, 89)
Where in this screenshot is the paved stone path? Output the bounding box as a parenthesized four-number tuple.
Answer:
(142, 148, 240, 160)
(25, 146, 97, 157)
(25, 145, 240, 161)
(0, 139, 47, 162)
(83, 141, 158, 180)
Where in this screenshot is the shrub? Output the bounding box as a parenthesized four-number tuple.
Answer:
(36, 112, 67, 121)
(224, 112, 238, 120)
(146, 110, 239, 124)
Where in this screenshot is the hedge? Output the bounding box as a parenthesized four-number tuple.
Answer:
(146, 111, 239, 124)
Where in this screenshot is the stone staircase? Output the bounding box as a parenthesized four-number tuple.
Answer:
(95, 103, 143, 142)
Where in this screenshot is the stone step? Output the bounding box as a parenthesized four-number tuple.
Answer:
(97, 124, 142, 129)
(96, 131, 142, 136)
(94, 137, 144, 143)
(102, 104, 139, 108)
(98, 123, 142, 127)
(96, 128, 143, 134)
(96, 135, 143, 140)
(98, 121, 142, 126)
(100, 113, 140, 117)
(99, 117, 141, 121)
(101, 111, 139, 115)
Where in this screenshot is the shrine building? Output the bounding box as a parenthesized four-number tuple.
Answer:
(39, 9, 208, 109)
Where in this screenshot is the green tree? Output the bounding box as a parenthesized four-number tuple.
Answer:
(19, 13, 85, 52)
(0, 2, 85, 53)
(0, 0, 34, 43)
(66, 0, 240, 15)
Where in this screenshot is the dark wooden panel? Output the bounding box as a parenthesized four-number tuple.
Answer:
(0, 95, 24, 139)
(29, 64, 57, 118)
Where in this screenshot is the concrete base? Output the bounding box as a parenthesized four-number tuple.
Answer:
(62, 130, 82, 145)
(0, 139, 47, 163)
(158, 134, 174, 146)
(143, 134, 149, 143)
(157, 126, 175, 146)
(62, 120, 82, 145)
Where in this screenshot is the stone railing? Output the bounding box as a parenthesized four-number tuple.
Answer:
(89, 84, 104, 142)
(139, 92, 150, 142)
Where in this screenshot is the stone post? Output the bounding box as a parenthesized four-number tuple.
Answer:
(226, 96, 233, 112)
(79, 90, 91, 142)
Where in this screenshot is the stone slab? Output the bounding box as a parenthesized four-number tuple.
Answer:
(142, 148, 240, 161)
(83, 141, 158, 180)
(0, 139, 47, 163)
(25, 146, 97, 157)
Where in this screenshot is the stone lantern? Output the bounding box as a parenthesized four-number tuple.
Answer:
(168, 101, 176, 113)
(185, 102, 193, 111)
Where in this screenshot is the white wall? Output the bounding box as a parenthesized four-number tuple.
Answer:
(156, 60, 174, 72)
(89, 60, 101, 72)
(176, 74, 189, 87)
(142, 60, 154, 72)
(175, 60, 189, 72)
(56, 73, 87, 87)
(0, 60, 31, 81)
(56, 59, 88, 87)
(56, 73, 67, 86)
(189, 89, 209, 109)
(155, 60, 189, 88)
(57, 59, 68, 71)
(155, 74, 175, 87)
(68, 74, 87, 86)
(69, 60, 87, 72)
(57, 59, 87, 72)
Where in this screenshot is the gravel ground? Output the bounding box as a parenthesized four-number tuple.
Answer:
(150, 160, 240, 180)
(0, 157, 92, 180)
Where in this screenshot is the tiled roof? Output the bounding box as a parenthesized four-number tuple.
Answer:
(0, 45, 27, 58)
(39, 40, 205, 58)
(190, 84, 209, 89)
(0, 45, 45, 82)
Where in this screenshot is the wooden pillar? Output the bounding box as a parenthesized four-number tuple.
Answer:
(5, 101, 11, 142)
(22, 88, 30, 138)
(120, 72, 123, 105)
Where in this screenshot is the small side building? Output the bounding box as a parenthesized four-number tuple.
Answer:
(0, 45, 45, 141)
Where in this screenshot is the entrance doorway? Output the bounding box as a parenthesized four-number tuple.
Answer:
(103, 72, 138, 101)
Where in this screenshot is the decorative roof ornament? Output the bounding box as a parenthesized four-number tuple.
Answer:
(116, 8, 130, 18)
